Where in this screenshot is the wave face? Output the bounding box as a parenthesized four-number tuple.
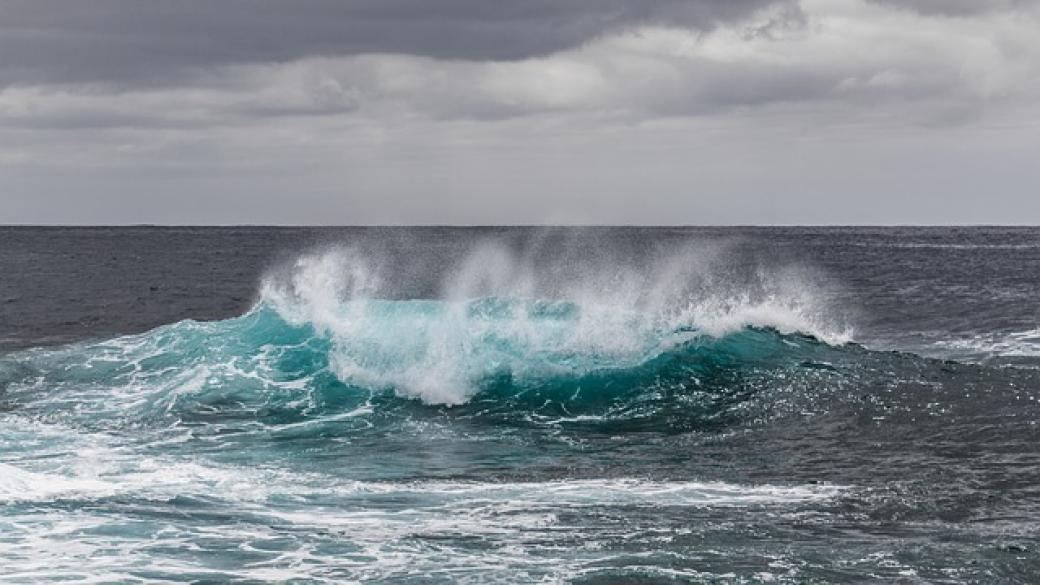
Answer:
(4, 233, 1040, 583)
(260, 245, 849, 404)
(0, 301, 850, 437)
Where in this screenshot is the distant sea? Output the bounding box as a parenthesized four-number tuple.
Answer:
(1, 226, 1038, 583)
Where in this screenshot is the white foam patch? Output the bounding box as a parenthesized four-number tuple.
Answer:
(329, 478, 844, 506)
(0, 453, 843, 508)
(934, 328, 1040, 360)
(0, 457, 328, 506)
(0, 463, 112, 504)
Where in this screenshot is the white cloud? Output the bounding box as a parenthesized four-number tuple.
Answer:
(2, 0, 1037, 133)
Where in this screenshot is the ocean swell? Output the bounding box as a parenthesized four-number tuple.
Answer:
(0, 243, 856, 435)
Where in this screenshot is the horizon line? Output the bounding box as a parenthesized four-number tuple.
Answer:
(2, 223, 1039, 229)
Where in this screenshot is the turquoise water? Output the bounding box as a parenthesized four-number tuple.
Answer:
(0, 297, 855, 582)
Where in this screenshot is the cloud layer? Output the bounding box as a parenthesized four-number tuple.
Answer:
(0, 0, 778, 85)
(1, 0, 1038, 223)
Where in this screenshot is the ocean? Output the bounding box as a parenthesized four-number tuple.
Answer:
(1, 226, 1038, 583)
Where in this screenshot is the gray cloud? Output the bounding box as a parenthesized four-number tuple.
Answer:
(0, 0, 781, 87)
(1, 0, 1039, 225)
(868, 0, 1029, 16)
(5, 1, 1036, 131)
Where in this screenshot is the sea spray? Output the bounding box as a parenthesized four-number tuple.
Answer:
(259, 239, 851, 403)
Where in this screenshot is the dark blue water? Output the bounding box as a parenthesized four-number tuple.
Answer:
(1, 227, 1038, 583)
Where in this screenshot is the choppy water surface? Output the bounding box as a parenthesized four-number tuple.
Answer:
(1, 227, 1039, 583)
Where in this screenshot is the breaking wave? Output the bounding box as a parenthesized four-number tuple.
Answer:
(259, 244, 850, 404)
(0, 242, 858, 428)
(6, 238, 1024, 475)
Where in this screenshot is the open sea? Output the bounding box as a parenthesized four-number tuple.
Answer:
(1, 226, 1039, 584)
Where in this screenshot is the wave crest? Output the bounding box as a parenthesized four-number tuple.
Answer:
(260, 244, 850, 404)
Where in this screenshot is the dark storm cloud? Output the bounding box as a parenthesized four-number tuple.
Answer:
(0, 0, 781, 87)
(868, 0, 1029, 15)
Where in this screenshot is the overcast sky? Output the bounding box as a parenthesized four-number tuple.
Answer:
(2, 0, 1039, 224)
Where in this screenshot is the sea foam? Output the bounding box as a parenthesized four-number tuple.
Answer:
(259, 239, 850, 404)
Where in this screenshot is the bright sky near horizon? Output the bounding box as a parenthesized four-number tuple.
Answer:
(1, 0, 1039, 224)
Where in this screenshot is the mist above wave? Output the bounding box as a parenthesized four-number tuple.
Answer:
(260, 238, 851, 404)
